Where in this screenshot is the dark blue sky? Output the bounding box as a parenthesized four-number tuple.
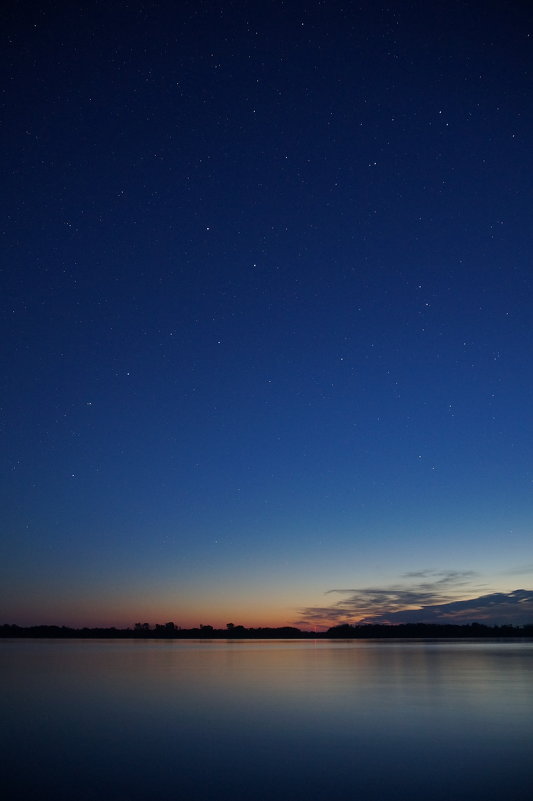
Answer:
(2, 0, 533, 627)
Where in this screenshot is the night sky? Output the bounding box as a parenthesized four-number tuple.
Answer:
(2, 0, 533, 629)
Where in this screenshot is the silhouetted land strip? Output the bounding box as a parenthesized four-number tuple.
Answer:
(2, 622, 533, 639)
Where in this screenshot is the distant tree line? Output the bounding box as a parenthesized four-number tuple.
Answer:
(324, 621, 533, 638)
(1, 621, 533, 639)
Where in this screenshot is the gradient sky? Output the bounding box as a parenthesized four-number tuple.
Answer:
(2, 0, 533, 629)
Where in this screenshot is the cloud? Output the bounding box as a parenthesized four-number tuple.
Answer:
(296, 570, 533, 627)
(359, 589, 533, 626)
(401, 569, 475, 581)
(501, 563, 533, 576)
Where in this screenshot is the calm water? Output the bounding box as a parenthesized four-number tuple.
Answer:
(2, 638, 532, 800)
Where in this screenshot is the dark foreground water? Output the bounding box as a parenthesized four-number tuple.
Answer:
(2, 638, 532, 800)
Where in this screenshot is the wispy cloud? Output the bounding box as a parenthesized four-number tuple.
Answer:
(501, 564, 533, 576)
(401, 569, 475, 581)
(359, 589, 533, 626)
(296, 571, 533, 627)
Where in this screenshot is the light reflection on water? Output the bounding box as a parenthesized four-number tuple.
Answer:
(2, 638, 532, 800)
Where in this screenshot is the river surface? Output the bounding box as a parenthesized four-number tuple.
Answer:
(2, 638, 532, 800)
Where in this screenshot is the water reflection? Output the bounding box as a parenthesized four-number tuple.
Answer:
(2, 639, 532, 800)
